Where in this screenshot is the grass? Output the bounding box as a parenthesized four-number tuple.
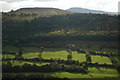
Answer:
(72, 51, 86, 62)
(23, 53, 39, 59)
(21, 51, 112, 64)
(91, 55, 112, 64)
(3, 46, 112, 64)
(3, 60, 50, 66)
(2, 45, 118, 78)
(42, 51, 68, 60)
(22, 51, 86, 62)
(54, 67, 118, 78)
(88, 67, 118, 78)
(2, 54, 15, 59)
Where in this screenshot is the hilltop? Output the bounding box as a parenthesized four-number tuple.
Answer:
(3, 7, 72, 20)
(14, 7, 72, 15)
(67, 7, 118, 14)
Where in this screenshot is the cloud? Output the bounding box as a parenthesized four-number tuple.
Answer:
(0, 1, 14, 12)
(0, 0, 27, 3)
(0, 0, 119, 12)
(1, 0, 57, 3)
(119, 1, 120, 12)
(34, 0, 57, 1)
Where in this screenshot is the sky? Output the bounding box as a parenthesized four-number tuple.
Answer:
(0, 0, 119, 12)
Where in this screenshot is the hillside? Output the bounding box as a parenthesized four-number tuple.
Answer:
(14, 7, 72, 15)
(3, 7, 72, 20)
(2, 7, 119, 79)
(67, 7, 118, 14)
(2, 8, 119, 45)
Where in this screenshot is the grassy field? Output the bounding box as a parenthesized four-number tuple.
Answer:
(3, 50, 111, 65)
(2, 45, 119, 78)
(3, 60, 50, 66)
(54, 67, 118, 78)
(3, 50, 112, 65)
(2, 67, 118, 78)
(91, 55, 112, 64)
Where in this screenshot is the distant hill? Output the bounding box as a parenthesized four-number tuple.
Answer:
(67, 7, 118, 14)
(14, 7, 72, 15)
(3, 7, 72, 20)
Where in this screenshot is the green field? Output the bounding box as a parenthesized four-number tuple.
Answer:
(3, 48, 111, 64)
(2, 46, 119, 78)
(54, 67, 118, 78)
(2, 68, 118, 78)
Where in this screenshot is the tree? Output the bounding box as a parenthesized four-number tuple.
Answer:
(67, 49, 72, 61)
(15, 47, 24, 59)
(85, 50, 92, 63)
(38, 46, 44, 59)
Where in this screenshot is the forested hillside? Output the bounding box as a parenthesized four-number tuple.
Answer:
(2, 8, 119, 45)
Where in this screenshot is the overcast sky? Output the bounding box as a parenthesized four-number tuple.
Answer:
(0, 0, 119, 12)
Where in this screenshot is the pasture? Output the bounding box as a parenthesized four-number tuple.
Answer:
(2, 45, 119, 78)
